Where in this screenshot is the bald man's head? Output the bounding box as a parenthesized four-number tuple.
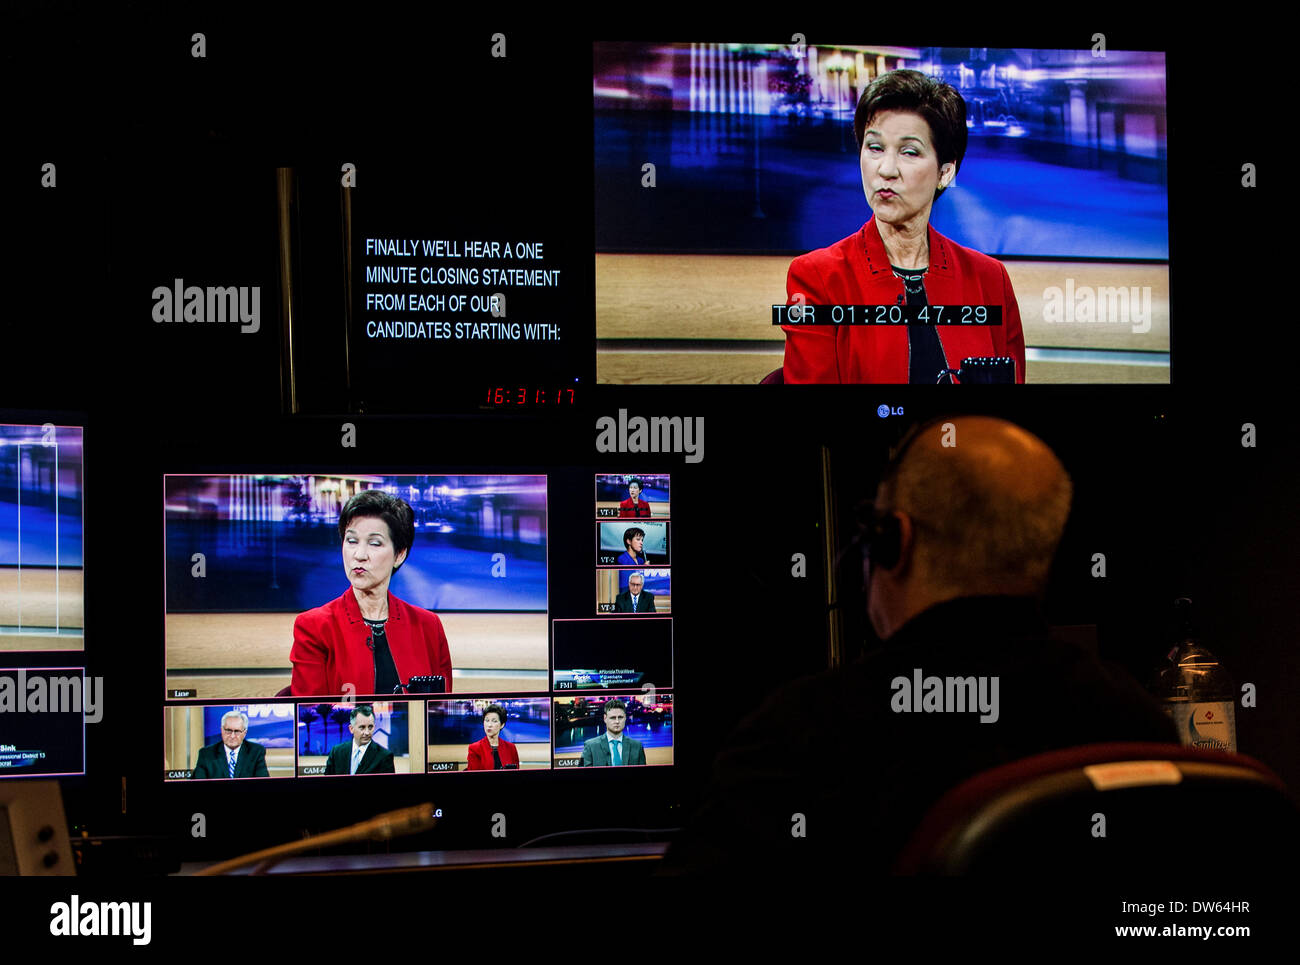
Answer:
(879, 416, 1072, 595)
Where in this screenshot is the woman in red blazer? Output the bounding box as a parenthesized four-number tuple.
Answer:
(618, 478, 652, 518)
(467, 704, 519, 770)
(290, 490, 452, 697)
(782, 70, 1025, 385)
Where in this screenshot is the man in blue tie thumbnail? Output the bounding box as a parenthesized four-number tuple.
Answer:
(614, 572, 657, 613)
(580, 700, 646, 766)
(323, 704, 395, 774)
(190, 710, 269, 779)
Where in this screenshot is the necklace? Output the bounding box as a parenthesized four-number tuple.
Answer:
(893, 265, 928, 295)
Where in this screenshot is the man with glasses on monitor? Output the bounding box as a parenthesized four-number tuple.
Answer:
(190, 709, 269, 779)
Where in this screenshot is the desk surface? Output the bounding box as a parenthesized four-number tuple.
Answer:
(178, 841, 669, 875)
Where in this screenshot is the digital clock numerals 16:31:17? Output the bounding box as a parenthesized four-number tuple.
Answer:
(485, 387, 576, 405)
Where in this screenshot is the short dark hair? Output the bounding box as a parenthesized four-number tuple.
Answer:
(627, 478, 642, 490)
(339, 490, 415, 570)
(350, 704, 375, 722)
(603, 699, 627, 717)
(854, 69, 967, 201)
(623, 527, 645, 549)
(483, 703, 507, 727)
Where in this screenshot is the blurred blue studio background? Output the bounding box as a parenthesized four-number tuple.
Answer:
(165, 475, 546, 612)
(594, 44, 1168, 259)
(554, 695, 673, 755)
(426, 698, 551, 746)
(0, 425, 84, 567)
(202, 704, 295, 750)
(297, 702, 408, 757)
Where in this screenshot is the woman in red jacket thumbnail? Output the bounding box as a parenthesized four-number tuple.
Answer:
(467, 704, 520, 770)
(618, 478, 652, 518)
(290, 490, 453, 697)
(781, 69, 1025, 384)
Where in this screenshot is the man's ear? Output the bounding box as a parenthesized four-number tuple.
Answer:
(894, 512, 917, 574)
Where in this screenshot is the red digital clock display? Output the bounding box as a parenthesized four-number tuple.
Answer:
(484, 387, 577, 406)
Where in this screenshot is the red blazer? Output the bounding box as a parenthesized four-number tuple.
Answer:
(466, 736, 520, 771)
(290, 589, 453, 697)
(619, 498, 651, 518)
(782, 218, 1026, 384)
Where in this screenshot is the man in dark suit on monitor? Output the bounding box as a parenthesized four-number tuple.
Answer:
(662, 416, 1178, 873)
(191, 709, 269, 779)
(323, 704, 395, 774)
(580, 700, 646, 766)
(614, 572, 657, 613)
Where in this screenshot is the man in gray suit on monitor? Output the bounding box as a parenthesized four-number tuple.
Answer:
(580, 699, 646, 766)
